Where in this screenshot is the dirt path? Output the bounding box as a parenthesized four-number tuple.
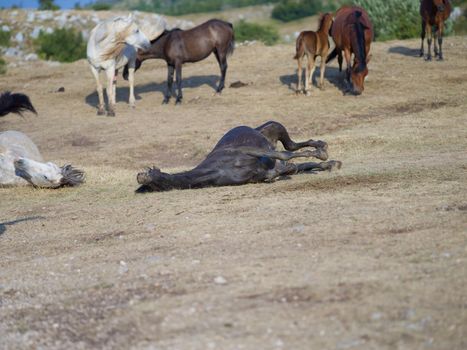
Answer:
(0, 37, 466, 349)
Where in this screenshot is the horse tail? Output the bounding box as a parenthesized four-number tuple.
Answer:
(294, 33, 304, 60)
(326, 47, 338, 64)
(0, 91, 37, 117)
(227, 23, 235, 57)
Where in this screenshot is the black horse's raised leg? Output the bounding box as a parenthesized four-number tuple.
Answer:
(256, 121, 327, 151)
(175, 63, 183, 104)
(265, 160, 341, 181)
(163, 64, 174, 104)
(234, 146, 328, 161)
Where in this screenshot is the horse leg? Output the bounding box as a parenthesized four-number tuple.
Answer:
(425, 22, 433, 61)
(343, 48, 352, 91)
(337, 51, 343, 72)
(127, 59, 136, 108)
(175, 63, 183, 105)
(296, 160, 342, 173)
(318, 55, 326, 90)
(256, 121, 327, 151)
(113, 69, 118, 105)
(214, 49, 227, 94)
(305, 55, 315, 96)
(437, 23, 444, 60)
(105, 68, 116, 116)
(420, 20, 426, 57)
(235, 146, 328, 161)
(163, 64, 174, 104)
(297, 55, 303, 94)
(90, 66, 105, 115)
(433, 30, 439, 57)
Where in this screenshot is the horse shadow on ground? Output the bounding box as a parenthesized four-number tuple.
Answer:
(85, 74, 219, 107)
(0, 216, 45, 236)
(388, 46, 421, 57)
(280, 66, 348, 94)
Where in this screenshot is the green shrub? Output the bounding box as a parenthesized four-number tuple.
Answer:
(234, 20, 280, 45)
(0, 29, 11, 47)
(353, 0, 453, 41)
(129, 0, 280, 16)
(92, 2, 112, 11)
(34, 28, 86, 63)
(39, 0, 60, 10)
(272, 0, 324, 22)
(0, 56, 6, 75)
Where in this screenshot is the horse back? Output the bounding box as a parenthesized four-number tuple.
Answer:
(165, 19, 234, 63)
(331, 6, 373, 50)
(212, 126, 272, 151)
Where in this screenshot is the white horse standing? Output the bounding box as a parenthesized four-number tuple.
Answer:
(87, 14, 165, 116)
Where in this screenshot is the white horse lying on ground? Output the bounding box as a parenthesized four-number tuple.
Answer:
(87, 14, 166, 116)
(0, 92, 85, 188)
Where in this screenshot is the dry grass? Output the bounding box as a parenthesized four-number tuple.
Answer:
(0, 36, 466, 349)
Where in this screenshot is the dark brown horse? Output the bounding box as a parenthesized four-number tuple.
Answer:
(123, 19, 234, 104)
(326, 6, 373, 95)
(294, 13, 334, 95)
(420, 0, 452, 60)
(136, 121, 341, 192)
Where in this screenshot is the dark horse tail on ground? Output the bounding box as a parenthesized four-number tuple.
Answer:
(136, 121, 341, 192)
(0, 91, 37, 117)
(326, 6, 373, 95)
(123, 19, 234, 104)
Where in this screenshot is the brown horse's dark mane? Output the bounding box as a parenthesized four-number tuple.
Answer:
(317, 13, 328, 31)
(150, 28, 182, 44)
(352, 11, 367, 73)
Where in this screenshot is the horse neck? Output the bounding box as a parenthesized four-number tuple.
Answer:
(152, 169, 200, 190)
(141, 33, 170, 61)
(317, 20, 331, 41)
(97, 29, 127, 61)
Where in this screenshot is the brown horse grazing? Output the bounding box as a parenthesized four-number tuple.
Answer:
(420, 0, 452, 61)
(123, 19, 234, 104)
(294, 13, 333, 95)
(136, 121, 341, 192)
(326, 6, 373, 95)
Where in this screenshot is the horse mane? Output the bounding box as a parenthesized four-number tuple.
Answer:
(100, 22, 134, 61)
(317, 13, 330, 32)
(150, 28, 181, 44)
(352, 11, 367, 72)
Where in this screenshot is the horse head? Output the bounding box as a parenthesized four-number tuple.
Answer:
(433, 0, 446, 12)
(114, 14, 151, 51)
(14, 158, 85, 188)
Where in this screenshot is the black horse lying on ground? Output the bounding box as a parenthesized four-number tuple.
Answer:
(136, 121, 341, 192)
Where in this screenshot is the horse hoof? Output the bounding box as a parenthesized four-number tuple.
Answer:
(97, 109, 106, 116)
(162, 99, 169, 105)
(324, 160, 342, 171)
(175, 99, 182, 105)
(425, 56, 432, 61)
(419, 51, 424, 57)
(107, 110, 115, 117)
(437, 56, 444, 61)
(305, 91, 311, 97)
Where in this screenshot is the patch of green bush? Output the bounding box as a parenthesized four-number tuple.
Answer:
(39, 0, 60, 10)
(272, 0, 326, 22)
(0, 56, 6, 75)
(0, 29, 11, 47)
(234, 20, 280, 45)
(353, 0, 453, 41)
(34, 28, 86, 63)
(129, 0, 280, 16)
(92, 2, 112, 11)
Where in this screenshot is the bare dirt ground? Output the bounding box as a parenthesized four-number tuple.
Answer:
(0, 36, 466, 350)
